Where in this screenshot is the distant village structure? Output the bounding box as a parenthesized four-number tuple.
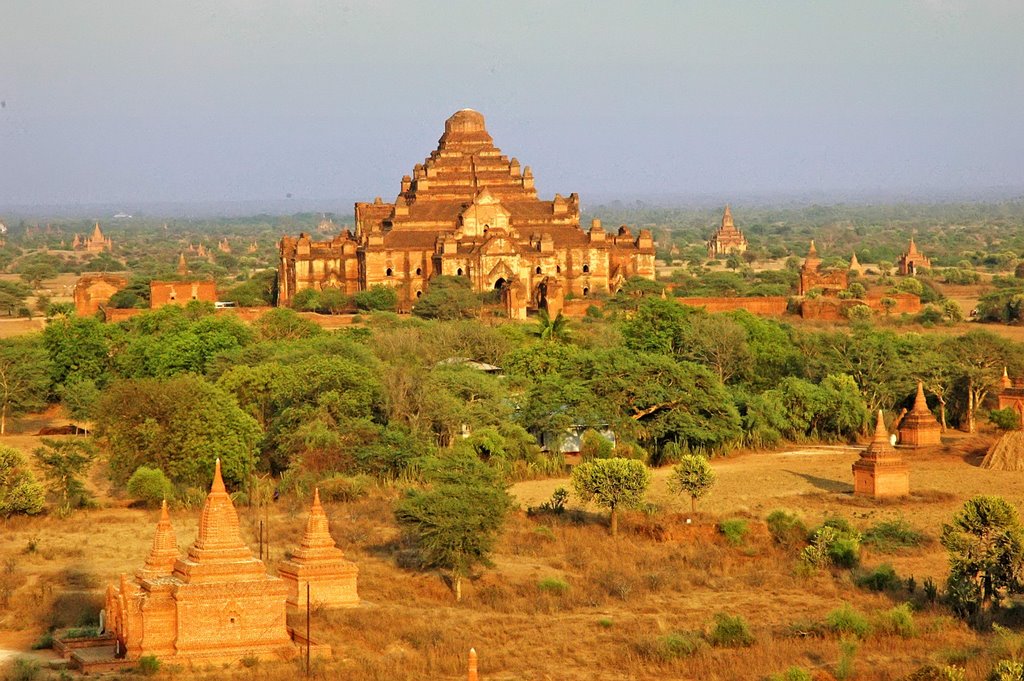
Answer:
(898, 238, 932, 275)
(852, 410, 910, 498)
(73, 222, 113, 253)
(277, 109, 656, 316)
(706, 205, 748, 258)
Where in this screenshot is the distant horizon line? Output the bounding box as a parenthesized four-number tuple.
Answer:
(3, 186, 1023, 220)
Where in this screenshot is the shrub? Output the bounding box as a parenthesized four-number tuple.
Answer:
(855, 563, 901, 592)
(767, 510, 808, 550)
(990, 408, 1021, 431)
(48, 591, 104, 628)
(770, 668, 814, 681)
(579, 429, 614, 461)
(137, 655, 161, 675)
(126, 466, 174, 507)
(8, 658, 41, 681)
(0, 446, 45, 518)
(537, 577, 569, 595)
(718, 518, 749, 547)
(535, 487, 568, 515)
(317, 474, 372, 503)
(863, 518, 928, 552)
(826, 603, 871, 639)
(990, 660, 1024, 681)
(877, 603, 916, 638)
(836, 639, 859, 680)
(707, 612, 755, 647)
(352, 285, 397, 312)
(636, 631, 704, 661)
(803, 522, 862, 569)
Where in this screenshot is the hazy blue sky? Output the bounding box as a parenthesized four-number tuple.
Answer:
(2, 0, 1022, 209)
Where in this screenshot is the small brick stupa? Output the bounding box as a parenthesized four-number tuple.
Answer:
(852, 410, 910, 498)
(278, 488, 359, 609)
(898, 381, 942, 448)
(468, 648, 479, 681)
(106, 460, 296, 664)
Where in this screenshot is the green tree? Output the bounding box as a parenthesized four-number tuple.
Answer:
(0, 281, 30, 317)
(42, 316, 111, 388)
(946, 331, 1015, 433)
(251, 308, 323, 341)
(94, 375, 262, 486)
(0, 446, 45, 518)
(126, 466, 175, 507)
(317, 287, 350, 314)
(571, 457, 651, 536)
(941, 496, 1024, 628)
(533, 309, 570, 342)
(412, 276, 481, 320)
(352, 284, 398, 312)
(0, 338, 52, 435)
(670, 454, 716, 512)
(395, 454, 511, 601)
(33, 438, 97, 515)
(290, 287, 320, 312)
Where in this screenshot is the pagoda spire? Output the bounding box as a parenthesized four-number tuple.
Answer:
(721, 205, 733, 227)
(911, 381, 930, 414)
(468, 648, 478, 681)
(140, 500, 179, 578)
(1003, 366, 1012, 389)
(177, 252, 188, 276)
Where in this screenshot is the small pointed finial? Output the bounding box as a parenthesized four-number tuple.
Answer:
(211, 458, 225, 493)
(873, 409, 888, 440)
(160, 499, 169, 521)
(313, 487, 322, 509)
(468, 648, 478, 681)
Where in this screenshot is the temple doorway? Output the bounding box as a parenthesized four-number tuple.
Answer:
(494, 277, 506, 290)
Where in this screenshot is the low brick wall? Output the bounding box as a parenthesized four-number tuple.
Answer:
(675, 296, 789, 315)
(801, 293, 921, 320)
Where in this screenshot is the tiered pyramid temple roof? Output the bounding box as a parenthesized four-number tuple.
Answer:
(706, 205, 748, 257)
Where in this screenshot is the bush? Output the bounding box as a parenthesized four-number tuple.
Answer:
(579, 429, 614, 461)
(8, 658, 41, 681)
(863, 518, 928, 552)
(352, 284, 397, 312)
(718, 518, 749, 546)
(316, 474, 372, 503)
(877, 603, 916, 638)
(855, 563, 901, 592)
(138, 655, 161, 675)
(826, 603, 871, 639)
(989, 660, 1024, 681)
(0, 446, 45, 518)
(636, 631, 704, 661)
(125, 466, 174, 507)
(537, 577, 569, 595)
(803, 522, 862, 569)
(770, 668, 814, 681)
(707, 612, 755, 647)
(48, 591, 104, 629)
(767, 510, 808, 550)
(990, 408, 1021, 431)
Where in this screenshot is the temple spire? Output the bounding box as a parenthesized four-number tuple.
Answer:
(140, 500, 179, 578)
(468, 648, 478, 681)
(871, 409, 888, 443)
(1003, 366, 1012, 389)
(177, 252, 188, 276)
(211, 458, 225, 494)
(911, 381, 929, 414)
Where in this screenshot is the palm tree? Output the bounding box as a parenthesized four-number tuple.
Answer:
(534, 309, 570, 342)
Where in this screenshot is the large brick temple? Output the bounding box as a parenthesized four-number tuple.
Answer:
(104, 461, 298, 665)
(277, 109, 656, 315)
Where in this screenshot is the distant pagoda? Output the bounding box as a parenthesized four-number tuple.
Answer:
(852, 410, 910, 498)
(897, 381, 942, 447)
(706, 205, 748, 258)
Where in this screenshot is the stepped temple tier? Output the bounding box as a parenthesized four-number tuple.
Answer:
(277, 109, 656, 316)
(897, 381, 942, 448)
(103, 461, 301, 666)
(852, 411, 910, 499)
(279, 488, 359, 609)
(706, 205, 748, 258)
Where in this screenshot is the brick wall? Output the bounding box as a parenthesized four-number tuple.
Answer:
(675, 296, 789, 315)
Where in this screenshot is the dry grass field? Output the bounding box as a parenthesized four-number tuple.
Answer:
(2, 424, 1023, 680)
